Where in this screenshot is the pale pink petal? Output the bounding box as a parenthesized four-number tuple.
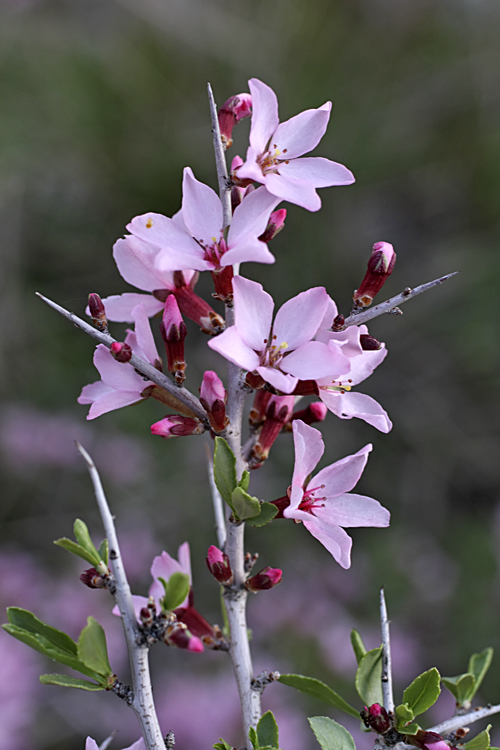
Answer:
(181, 167, 222, 242)
(273, 102, 331, 159)
(151, 550, 186, 581)
(221, 236, 275, 266)
(319, 390, 392, 433)
(155, 246, 210, 273)
(237, 147, 266, 184)
(233, 276, 274, 352)
(78, 380, 113, 404)
(229, 187, 281, 244)
(314, 493, 390, 529)
(313, 444, 372, 497)
(112, 595, 150, 620)
(86, 390, 144, 420)
(113, 237, 162, 292)
(324, 329, 364, 359)
(256, 366, 298, 394)
(100, 293, 163, 322)
(85, 739, 100, 750)
(303, 516, 353, 568)
(208, 327, 260, 372)
(124, 739, 146, 750)
(318, 295, 338, 330)
(265, 172, 321, 211)
(291, 420, 324, 488)
(273, 287, 328, 350)
(93, 345, 145, 392)
(278, 157, 355, 187)
(131, 304, 159, 365)
(284, 484, 310, 521)
(280, 340, 350, 380)
(127, 212, 180, 249)
(177, 542, 192, 580)
(248, 78, 279, 153)
(347, 346, 388, 385)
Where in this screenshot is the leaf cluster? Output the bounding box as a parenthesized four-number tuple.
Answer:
(54, 519, 108, 570)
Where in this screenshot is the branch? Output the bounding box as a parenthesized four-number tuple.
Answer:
(36, 292, 208, 422)
(77, 443, 165, 750)
(206, 443, 227, 548)
(429, 704, 500, 736)
(380, 588, 394, 713)
(341, 272, 458, 329)
(207, 82, 232, 232)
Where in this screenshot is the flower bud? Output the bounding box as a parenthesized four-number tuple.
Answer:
(218, 93, 252, 149)
(286, 401, 328, 430)
(353, 241, 396, 308)
(151, 415, 205, 439)
(211, 263, 234, 303)
(158, 272, 225, 336)
(206, 545, 233, 584)
(249, 396, 294, 468)
(159, 296, 187, 385)
(249, 389, 272, 428)
(88, 293, 108, 332)
(258, 208, 287, 243)
(200, 371, 228, 433)
(164, 621, 204, 652)
(360, 703, 391, 734)
(110, 341, 133, 363)
(140, 607, 154, 626)
(359, 334, 382, 351)
(80, 567, 107, 589)
(409, 731, 450, 750)
(331, 313, 345, 331)
(245, 567, 283, 592)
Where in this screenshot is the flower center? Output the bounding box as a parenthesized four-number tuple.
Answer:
(260, 333, 289, 368)
(299, 484, 326, 513)
(319, 378, 353, 395)
(195, 235, 227, 270)
(257, 144, 289, 176)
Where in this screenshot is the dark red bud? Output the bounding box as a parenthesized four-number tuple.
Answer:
(331, 313, 345, 331)
(140, 607, 154, 626)
(246, 567, 283, 592)
(88, 293, 108, 332)
(206, 546, 233, 584)
(360, 334, 382, 351)
(110, 342, 133, 363)
(258, 209, 287, 243)
(80, 567, 107, 589)
(360, 703, 391, 734)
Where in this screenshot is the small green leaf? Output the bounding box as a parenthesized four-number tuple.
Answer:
(350, 629, 367, 665)
(279, 674, 359, 719)
(239, 471, 251, 493)
(98, 539, 109, 565)
(53, 538, 99, 566)
(249, 726, 259, 750)
(465, 725, 492, 750)
(402, 668, 441, 717)
(40, 673, 105, 690)
(213, 740, 234, 750)
(78, 617, 112, 677)
(246, 502, 278, 527)
(403, 724, 420, 735)
(159, 572, 190, 611)
(257, 711, 279, 749)
(73, 519, 99, 558)
(468, 648, 494, 697)
(309, 717, 356, 750)
(355, 647, 383, 706)
(231, 487, 261, 520)
(394, 703, 414, 731)
(214, 438, 237, 507)
(442, 674, 476, 705)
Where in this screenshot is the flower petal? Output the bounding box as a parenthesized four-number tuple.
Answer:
(314, 492, 390, 529)
(127, 212, 179, 249)
(93, 344, 145, 392)
(181, 167, 223, 242)
(265, 172, 321, 211)
(237, 147, 266, 184)
(346, 346, 388, 385)
(233, 276, 274, 353)
(273, 102, 331, 159)
(280, 340, 350, 380)
(319, 390, 392, 433)
(313, 443, 372, 497)
(113, 236, 162, 292)
(100, 293, 164, 323)
(155, 246, 210, 273)
(78, 380, 114, 404)
(221, 236, 275, 266)
(256, 366, 298, 393)
(85, 390, 144, 420)
(208, 326, 260, 372)
(131, 304, 159, 365)
(229, 187, 281, 244)
(291, 420, 324, 488)
(273, 286, 328, 350)
(248, 78, 279, 154)
(303, 516, 353, 568)
(278, 157, 355, 187)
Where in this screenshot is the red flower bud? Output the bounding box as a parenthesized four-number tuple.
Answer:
(163, 621, 204, 652)
(200, 372, 228, 433)
(361, 703, 391, 734)
(110, 342, 133, 363)
(286, 401, 328, 430)
(249, 396, 294, 468)
(160, 296, 187, 385)
(206, 545, 233, 584)
(151, 415, 205, 439)
(246, 567, 283, 592)
(354, 242, 396, 308)
(80, 567, 107, 589)
(218, 93, 252, 149)
(258, 208, 287, 243)
(88, 293, 108, 332)
(359, 334, 382, 351)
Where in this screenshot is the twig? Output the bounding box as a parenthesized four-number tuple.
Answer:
(380, 588, 394, 713)
(429, 704, 500, 736)
(99, 732, 118, 750)
(36, 292, 207, 422)
(207, 82, 232, 232)
(341, 272, 458, 329)
(206, 443, 227, 548)
(77, 443, 165, 750)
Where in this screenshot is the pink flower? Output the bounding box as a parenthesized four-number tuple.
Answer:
(86, 738, 144, 750)
(126, 168, 281, 277)
(208, 276, 350, 394)
(78, 304, 160, 420)
(283, 420, 390, 568)
(234, 78, 355, 211)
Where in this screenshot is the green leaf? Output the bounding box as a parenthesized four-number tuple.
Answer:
(468, 648, 494, 697)
(213, 741, 234, 750)
(257, 711, 279, 749)
(403, 724, 420, 735)
(73, 519, 99, 559)
(98, 539, 109, 565)
(279, 674, 360, 719)
(214, 438, 237, 507)
(394, 703, 414, 731)
(239, 471, 251, 493)
(355, 647, 383, 706)
(249, 726, 259, 750)
(53, 538, 99, 566)
(6, 608, 77, 655)
(231, 487, 261, 520)
(350, 629, 367, 665)
(159, 572, 190, 611)
(246, 502, 278, 527)
(465, 725, 492, 750)
(442, 674, 476, 705)
(77, 617, 112, 677)
(402, 668, 441, 717)
(40, 673, 105, 690)
(309, 717, 356, 750)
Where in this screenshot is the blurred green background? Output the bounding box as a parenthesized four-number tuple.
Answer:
(1, 0, 500, 748)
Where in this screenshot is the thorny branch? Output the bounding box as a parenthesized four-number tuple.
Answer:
(380, 588, 394, 714)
